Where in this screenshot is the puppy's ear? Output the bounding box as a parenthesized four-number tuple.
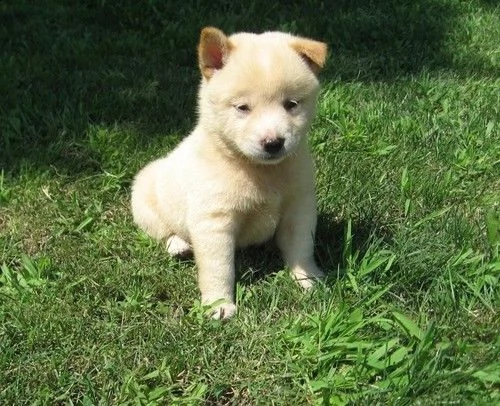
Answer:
(290, 37, 328, 75)
(198, 27, 232, 80)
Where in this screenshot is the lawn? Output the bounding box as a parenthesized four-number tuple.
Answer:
(1, 0, 499, 404)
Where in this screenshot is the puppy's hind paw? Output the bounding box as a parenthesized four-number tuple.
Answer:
(166, 235, 192, 257)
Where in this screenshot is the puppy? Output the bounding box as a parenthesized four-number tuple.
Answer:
(131, 27, 327, 319)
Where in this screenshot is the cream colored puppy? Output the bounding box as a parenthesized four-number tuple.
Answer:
(131, 27, 327, 319)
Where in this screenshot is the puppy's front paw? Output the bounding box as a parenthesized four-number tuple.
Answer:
(209, 302, 237, 320)
(293, 265, 324, 290)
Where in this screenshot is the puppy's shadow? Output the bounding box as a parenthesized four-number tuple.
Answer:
(315, 214, 391, 281)
(236, 242, 283, 286)
(237, 213, 390, 286)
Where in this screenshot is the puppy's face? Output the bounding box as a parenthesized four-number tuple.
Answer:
(197, 28, 327, 164)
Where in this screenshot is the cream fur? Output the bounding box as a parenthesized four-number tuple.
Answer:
(131, 28, 327, 319)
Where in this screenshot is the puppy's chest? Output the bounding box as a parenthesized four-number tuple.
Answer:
(215, 163, 292, 247)
(235, 188, 283, 248)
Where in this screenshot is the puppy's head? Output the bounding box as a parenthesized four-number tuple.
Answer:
(197, 27, 327, 164)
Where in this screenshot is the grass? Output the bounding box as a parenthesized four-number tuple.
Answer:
(1, 0, 499, 404)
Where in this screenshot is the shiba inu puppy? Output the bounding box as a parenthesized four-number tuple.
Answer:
(131, 27, 327, 319)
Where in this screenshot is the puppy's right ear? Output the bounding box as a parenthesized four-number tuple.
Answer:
(198, 27, 232, 80)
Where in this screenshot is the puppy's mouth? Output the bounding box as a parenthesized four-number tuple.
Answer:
(246, 149, 289, 165)
(245, 147, 290, 165)
(262, 150, 288, 161)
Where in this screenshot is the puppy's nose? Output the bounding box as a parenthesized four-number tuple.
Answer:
(261, 137, 285, 154)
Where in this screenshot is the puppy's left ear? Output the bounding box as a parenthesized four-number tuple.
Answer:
(198, 27, 232, 80)
(290, 37, 328, 75)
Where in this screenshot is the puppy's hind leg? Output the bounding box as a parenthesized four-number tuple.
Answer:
(131, 170, 170, 242)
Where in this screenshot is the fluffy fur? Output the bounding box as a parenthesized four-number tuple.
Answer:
(131, 27, 327, 319)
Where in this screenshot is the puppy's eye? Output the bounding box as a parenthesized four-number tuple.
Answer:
(235, 104, 251, 113)
(283, 99, 299, 111)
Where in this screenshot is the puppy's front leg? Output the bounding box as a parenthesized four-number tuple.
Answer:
(189, 215, 237, 319)
(276, 194, 324, 289)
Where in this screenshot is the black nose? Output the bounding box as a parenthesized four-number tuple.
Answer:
(262, 137, 285, 154)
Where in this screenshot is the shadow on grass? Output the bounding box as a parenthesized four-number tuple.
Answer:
(1, 0, 494, 174)
(237, 212, 391, 285)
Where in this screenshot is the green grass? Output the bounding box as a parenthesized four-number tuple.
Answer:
(1, 0, 499, 404)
